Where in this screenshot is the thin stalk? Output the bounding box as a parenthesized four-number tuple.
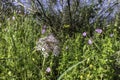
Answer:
(41, 56, 46, 80)
(57, 59, 87, 80)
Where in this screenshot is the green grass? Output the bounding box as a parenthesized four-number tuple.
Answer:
(0, 14, 120, 80)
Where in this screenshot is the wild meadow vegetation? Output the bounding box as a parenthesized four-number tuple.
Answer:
(0, 0, 120, 80)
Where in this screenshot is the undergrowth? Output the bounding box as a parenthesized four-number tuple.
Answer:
(0, 14, 120, 80)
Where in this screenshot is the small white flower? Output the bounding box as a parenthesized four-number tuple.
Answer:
(82, 32, 87, 37)
(12, 16, 15, 20)
(46, 67, 51, 73)
(88, 39, 92, 45)
(42, 48, 45, 51)
(110, 34, 114, 37)
(106, 25, 110, 27)
(7, 18, 10, 21)
(95, 28, 102, 34)
(118, 26, 120, 29)
(66, 46, 68, 50)
(18, 10, 21, 13)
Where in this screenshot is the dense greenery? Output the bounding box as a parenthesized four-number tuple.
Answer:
(0, 0, 120, 80)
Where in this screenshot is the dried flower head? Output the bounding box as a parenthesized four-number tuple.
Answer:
(36, 34, 60, 57)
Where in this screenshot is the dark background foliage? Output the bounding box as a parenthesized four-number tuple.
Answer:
(33, 0, 120, 37)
